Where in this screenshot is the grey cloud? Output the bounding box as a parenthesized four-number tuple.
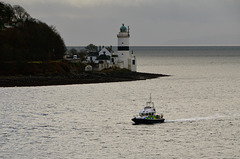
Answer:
(5, 0, 240, 46)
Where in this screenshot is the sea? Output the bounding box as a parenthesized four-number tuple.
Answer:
(1, 46, 240, 159)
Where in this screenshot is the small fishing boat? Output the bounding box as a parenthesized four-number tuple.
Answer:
(132, 95, 165, 124)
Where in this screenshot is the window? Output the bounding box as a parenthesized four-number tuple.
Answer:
(112, 58, 115, 64)
(132, 60, 135, 65)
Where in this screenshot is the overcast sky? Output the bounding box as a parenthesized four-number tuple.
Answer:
(6, 0, 240, 46)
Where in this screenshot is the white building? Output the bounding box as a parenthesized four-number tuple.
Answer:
(86, 47, 111, 64)
(87, 52, 99, 63)
(86, 24, 137, 71)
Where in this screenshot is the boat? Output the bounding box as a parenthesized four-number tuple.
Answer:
(132, 95, 165, 124)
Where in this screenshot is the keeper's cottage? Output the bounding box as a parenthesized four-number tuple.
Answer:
(86, 24, 136, 71)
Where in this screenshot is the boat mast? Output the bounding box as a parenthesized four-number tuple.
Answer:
(150, 93, 152, 103)
(146, 93, 154, 107)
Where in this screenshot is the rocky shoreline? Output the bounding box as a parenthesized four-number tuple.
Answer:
(0, 71, 169, 87)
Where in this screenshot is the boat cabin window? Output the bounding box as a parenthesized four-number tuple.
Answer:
(139, 112, 155, 116)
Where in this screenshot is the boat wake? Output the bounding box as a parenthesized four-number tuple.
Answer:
(165, 114, 237, 123)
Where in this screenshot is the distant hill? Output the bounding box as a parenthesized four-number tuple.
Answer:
(0, 2, 66, 62)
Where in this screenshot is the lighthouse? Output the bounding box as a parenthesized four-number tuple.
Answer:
(117, 24, 136, 71)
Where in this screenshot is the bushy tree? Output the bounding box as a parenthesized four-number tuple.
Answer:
(13, 5, 31, 22)
(0, 2, 14, 28)
(0, 2, 66, 62)
(85, 43, 97, 52)
(69, 48, 78, 55)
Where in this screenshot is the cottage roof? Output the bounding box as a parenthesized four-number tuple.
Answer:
(96, 54, 110, 60)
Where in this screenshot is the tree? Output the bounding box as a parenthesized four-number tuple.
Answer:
(13, 5, 31, 22)
(0, 2, 66, 62)
(69, 49, 78, 55)
(85, 43, 97, 52)
(0, 2, 15, 28)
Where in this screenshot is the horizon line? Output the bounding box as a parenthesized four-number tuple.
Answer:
(66, 45, 240, 47)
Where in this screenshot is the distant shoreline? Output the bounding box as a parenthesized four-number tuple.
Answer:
(0, 71, 170, 87)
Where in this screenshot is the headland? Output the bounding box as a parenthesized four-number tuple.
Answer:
(0, 71, 169, 87)
(0, 3, 170, 87)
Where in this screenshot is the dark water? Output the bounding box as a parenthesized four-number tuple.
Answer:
(1, 46, 240, 158)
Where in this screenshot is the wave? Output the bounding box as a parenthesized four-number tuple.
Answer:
(165, 114, 238, 123)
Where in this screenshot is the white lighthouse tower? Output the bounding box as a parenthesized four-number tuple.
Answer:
(117, 24, 136, 71)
